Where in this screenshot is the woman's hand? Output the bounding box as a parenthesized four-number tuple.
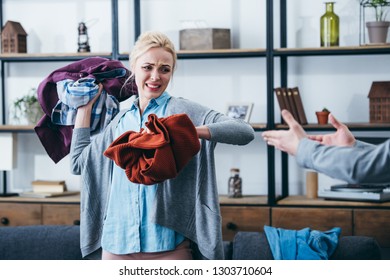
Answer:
(196, 125, 211, 140)
(74, 84, 103, 128)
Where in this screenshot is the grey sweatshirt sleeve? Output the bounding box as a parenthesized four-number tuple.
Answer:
(206, 112, 255, 145)
(167, 96, 255, 146)
(296, 138, 390, 184)
(70, 127, 92, 175)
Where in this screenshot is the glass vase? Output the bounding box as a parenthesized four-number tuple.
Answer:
(320, 2, 339, 47)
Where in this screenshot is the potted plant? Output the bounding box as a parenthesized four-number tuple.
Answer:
(10, 88, 43, 125)
(315, 108, 330, 125)
(361, 0, 390, 44)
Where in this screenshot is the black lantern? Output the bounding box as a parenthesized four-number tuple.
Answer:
(78, 22, 90, 52)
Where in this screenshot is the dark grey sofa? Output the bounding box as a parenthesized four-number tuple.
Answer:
(224, 231, 382, 260)
(0, 226, 382, 260)
(0, 225, 83, 260)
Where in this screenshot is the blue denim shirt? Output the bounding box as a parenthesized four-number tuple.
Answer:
(101, 92, 185, 254)
(264, 225, 341, 260)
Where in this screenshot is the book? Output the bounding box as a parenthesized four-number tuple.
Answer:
(282, 87, 300, 123)
(331, 184, 389, 193)
(319, 184, 390, 202)
(31, 180, 66, 193)
(274, 87, 288, 111)
(280, 87, 292, 115)
(19, 191, 79, 198)
(274, 87, 288, 124)
(289, 87, 308, 125)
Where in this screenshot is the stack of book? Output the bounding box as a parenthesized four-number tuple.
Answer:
(274, 87, 307, 125)
(19, 180, 79, 198)
(319, 184, 390, 202)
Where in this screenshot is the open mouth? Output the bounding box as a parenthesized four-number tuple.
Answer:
(146, 83, 161, 89)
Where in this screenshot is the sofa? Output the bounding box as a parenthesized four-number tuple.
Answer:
(0, 225, 382, 260)
(0, 225, 83, 260)
(224, 231, 382, 260)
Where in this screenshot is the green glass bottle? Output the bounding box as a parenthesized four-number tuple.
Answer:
(320, 2, 339, 47)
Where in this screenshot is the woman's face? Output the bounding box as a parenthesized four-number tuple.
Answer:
(133, 47, 174, 100)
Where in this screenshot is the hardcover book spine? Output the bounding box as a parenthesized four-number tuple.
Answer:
(274, 87, 288, 124)
(274, 87, 287, 112)
(290, 87, 308, 125)
(283, 88, 300, 124)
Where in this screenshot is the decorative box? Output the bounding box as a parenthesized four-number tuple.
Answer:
(368, 81, 390, 123)
(179, 28, 231, 50)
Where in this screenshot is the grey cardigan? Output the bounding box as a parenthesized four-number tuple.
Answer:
(70, 96, 255, 259)
(296, 138, 390, 184)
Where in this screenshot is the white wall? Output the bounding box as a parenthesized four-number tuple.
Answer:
(2, 0, 390, 195)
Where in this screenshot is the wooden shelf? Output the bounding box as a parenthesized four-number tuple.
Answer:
(276, 195, 390, 208)
(0, 193, 80, 204)
(274, 45, 390, 56)
(0, 52, 112, 62)
(177, 48, 266, 59)
(118, 48, 267, 60)
(250, 123, 266, 131)
(276, 122, 390, 131)
(219, 195, 268, 206)
(0, 125, 35, 133)
(0, 123, 267, 133)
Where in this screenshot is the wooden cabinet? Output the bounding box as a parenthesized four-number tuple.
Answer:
(272, 207, 353, 236)
(354, 209, 390, 247)
(0, 195, 80, 226)
(272, 197, 390, 247)
(219, 195, 269, 241)
(0, 203, 41, 226)
(221, 206, 270, 241)
(42, 204, 80, 225)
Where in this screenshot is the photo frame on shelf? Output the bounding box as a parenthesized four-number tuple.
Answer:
(226, 102, 254, 123)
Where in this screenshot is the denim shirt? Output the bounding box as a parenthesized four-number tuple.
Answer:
(264, 225, 341, 260)
(101, 92, 185, 254)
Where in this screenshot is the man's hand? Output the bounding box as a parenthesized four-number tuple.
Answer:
(308, 113, 355, 147)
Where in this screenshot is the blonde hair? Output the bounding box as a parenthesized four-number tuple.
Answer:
(129, 31, 177, 72)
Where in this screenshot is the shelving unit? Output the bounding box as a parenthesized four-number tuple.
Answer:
(1, 0, 390, 248)
(0, 0, 122, 197)
(270, 0, 390, 250)
(0, 0, 269, 197)
(275, 0, 390, 202)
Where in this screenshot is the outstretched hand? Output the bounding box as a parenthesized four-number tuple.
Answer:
(261, 110, 306, 156)
(308, 113, 355, 147)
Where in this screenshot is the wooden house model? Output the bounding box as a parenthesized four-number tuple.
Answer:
(368, 81, 390, 123)
(1, 20, 27, 53)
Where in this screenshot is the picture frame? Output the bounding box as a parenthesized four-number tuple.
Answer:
(226, 102, 254, 123)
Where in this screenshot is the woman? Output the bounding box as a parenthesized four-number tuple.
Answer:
(70, 31, 255, 260)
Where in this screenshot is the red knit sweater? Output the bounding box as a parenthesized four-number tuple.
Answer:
(104, 113, 200, 185)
